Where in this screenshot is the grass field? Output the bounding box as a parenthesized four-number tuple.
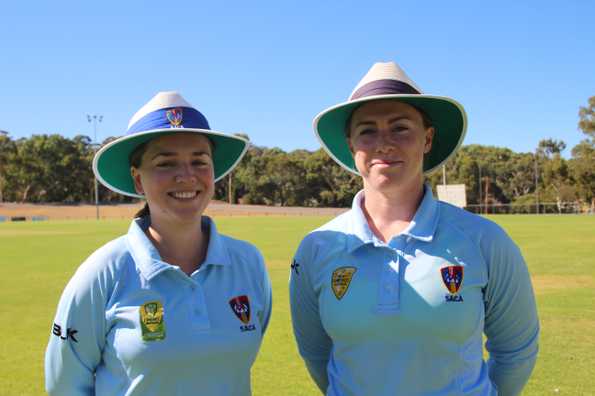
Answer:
(1, 215, 594, 395)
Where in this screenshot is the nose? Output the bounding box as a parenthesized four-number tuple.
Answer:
(374, 129, 397, 152)
(175, 163, 198, 184)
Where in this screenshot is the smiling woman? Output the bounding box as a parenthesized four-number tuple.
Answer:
(44, 92, 272, 396)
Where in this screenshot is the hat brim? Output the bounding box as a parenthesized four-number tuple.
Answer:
(313, 94, 467, 175)
(93, 128, 248, 198)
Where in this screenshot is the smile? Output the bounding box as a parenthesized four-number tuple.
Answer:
(168, 191, 199, 200)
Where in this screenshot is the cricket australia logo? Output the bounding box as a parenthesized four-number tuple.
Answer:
(229, 295, 256, 332)
(331, 266, 357, 300)
(166, 108, 183, 128)
(441, 265, 464, 302)
(140, 301, 166, 341)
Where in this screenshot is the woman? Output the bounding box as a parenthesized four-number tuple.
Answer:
(290, 62, 539, 395)
(45, 91, 272, 395)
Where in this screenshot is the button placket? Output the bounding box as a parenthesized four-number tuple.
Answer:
(376, 248, 401, 313)
(188, 280, 211, 330)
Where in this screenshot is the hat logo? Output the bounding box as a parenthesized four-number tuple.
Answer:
(166, 108, 183, 128)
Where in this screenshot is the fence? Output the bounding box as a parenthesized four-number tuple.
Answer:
(465, 202, 585, 215)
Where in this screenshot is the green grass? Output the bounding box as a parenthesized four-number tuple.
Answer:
(1, 215, 594, 395)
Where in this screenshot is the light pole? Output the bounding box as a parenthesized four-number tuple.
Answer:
(442, 165, 447, 186)
(87, 114, 103, 220)
(534, 152, 539, 214)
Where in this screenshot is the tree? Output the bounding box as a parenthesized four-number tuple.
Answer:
(0, 131, 16, 202)
(569, 141, 595, 209)
(569, 96, 595, 210)
(578, 96, 595, 141)
(537, 138, 566, 157)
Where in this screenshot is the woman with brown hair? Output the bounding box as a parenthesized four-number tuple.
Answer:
(46, 91, 271, 396)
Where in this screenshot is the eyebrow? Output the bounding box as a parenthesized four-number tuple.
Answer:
(151, 151, 211, 160)
(387, 116, 411, 124)
(354, 116, 411, 129)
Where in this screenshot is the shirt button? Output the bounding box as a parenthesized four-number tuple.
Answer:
(194, 308, 201, 315)
(384, 284, 393, 292)
(189, 284, 196, 291)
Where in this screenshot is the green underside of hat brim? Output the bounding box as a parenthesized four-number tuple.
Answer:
(315, 95, 467, 174)
(94, 129, 247, 198)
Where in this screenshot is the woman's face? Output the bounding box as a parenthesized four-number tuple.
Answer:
(348, 100, 434, 192)
(131, 133, 215, 226)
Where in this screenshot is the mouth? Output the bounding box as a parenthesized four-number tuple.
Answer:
(370, 159, 403, 167)
(168, 190, 200, 200)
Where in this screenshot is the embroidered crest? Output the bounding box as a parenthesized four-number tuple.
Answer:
(166, 108, 183, 128)
(441, 265, 464, 294)
(229, 295, 251, 324)
(140, 301, 165, 341)
(331, 267, 357, 300)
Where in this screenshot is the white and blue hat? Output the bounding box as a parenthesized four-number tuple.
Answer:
(93, 91, 249, 198)
(314, 61, 467, 175)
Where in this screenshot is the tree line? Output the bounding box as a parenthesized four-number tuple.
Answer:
(1, 97, 593, 211)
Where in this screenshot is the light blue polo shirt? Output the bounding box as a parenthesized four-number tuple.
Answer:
(290, 186, 539, 396)
(45, 216, 272, 396)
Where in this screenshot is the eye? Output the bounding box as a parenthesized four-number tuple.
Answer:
(356, 127, 376, 136)
(390, 122, 412, 134)
(191, 159, 209, 167)
(156, 161, 175, 168)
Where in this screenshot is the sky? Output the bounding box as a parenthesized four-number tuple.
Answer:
(1, 1, 593, 157)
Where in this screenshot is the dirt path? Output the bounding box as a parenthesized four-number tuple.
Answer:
(0, 201, 348, 220)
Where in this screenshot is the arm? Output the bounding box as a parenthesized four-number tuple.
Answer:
(483, 228, 539, 396)
(258, 251, 273, 335)
(45, 257, 109, 395)
(289, 238, 332, 394)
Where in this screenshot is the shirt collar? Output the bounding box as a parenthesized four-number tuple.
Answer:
(126, 216, 231, 281)
(346, 184, 439, 252)
(399, 184, 439, 242)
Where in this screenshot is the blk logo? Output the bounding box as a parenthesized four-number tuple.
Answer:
(52, 323, 78, 342)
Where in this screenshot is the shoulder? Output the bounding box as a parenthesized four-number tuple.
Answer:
(437, 201, 512, 244)
(316, 209, 354, 233)
(436, 202, 521, 268)
(64, 235, 132, 298)
(219, 233, 265, 268)
(295, 210, 354, 262)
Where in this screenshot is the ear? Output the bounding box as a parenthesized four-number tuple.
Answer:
(423, 127, 435, 154)
(347, 136, 355, 154)
(131, 167, 144, 195)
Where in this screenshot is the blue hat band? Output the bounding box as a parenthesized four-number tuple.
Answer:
(127, 107, 211, 135)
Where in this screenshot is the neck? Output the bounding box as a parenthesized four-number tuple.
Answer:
(361, 181, 425, 242)
(147, 216, 208, 275)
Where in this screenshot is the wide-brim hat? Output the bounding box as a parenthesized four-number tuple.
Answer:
(313, 61, 467, 175)
(93, 91, 249, 198)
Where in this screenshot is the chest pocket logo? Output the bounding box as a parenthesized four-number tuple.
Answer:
(331, 267, 357, 300)
(229, 295, 251, 324)
(441, 265, 464, 302)
(229, 295, 256, 332)
(140, 301, 166, 341)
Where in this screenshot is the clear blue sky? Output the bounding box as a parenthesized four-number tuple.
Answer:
(1, 1, 593, 157)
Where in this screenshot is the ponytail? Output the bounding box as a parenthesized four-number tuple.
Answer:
(134, 203, 150, 219)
